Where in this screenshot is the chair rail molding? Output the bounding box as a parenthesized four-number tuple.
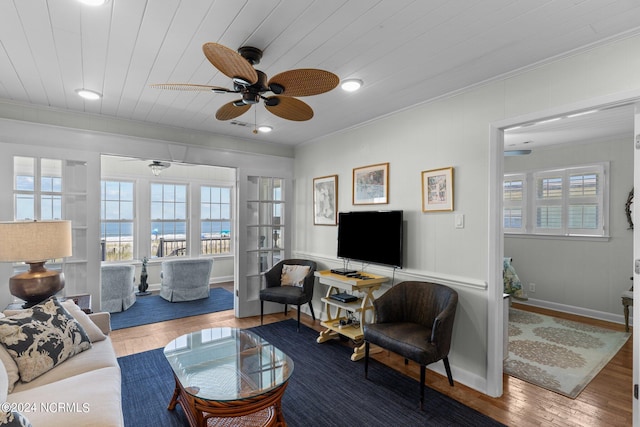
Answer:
(292, 251, 487, 291)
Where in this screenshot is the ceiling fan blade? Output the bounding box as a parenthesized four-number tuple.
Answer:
(215, 100, 251, 121)
(267, 69, 339, 97)
(150, 83, 233, 92)
(202, 43, 258, 85)
(265, 96, 313, 121)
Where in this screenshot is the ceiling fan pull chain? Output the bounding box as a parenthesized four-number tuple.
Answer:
(253, 108, 258, 134)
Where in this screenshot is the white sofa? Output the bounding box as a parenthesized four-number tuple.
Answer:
(0, 299, 123, 426)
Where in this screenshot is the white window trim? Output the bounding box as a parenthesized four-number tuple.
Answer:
(504, 162, 609, 239)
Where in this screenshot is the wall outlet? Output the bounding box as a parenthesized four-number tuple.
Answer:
(529, 283, 536, 293)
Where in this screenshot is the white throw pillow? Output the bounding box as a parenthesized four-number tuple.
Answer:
(0, 298, 92, 383)
(60, 300, 107, 343)
(280, 264, 311, 287)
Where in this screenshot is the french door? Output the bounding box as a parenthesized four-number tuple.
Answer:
(236, 172, 290, 318)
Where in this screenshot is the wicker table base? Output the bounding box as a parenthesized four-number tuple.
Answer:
(168, 373, 288, 427)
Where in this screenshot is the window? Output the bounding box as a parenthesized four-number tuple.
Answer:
(151, 183, 187, 257)
(503, 175, 525, 232)
(101, 181, 134, 261)
(200, 186, 232, 255)
(504, 164, 607, 237)
(14, 157, 62, 220)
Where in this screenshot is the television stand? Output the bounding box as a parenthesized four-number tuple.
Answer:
(314, 270, 389, 361)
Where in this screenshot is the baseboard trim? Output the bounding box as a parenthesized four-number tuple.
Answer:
(515, 297, 629, 326)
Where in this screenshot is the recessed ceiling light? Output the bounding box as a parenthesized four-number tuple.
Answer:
(257, 126, 273, 133)
(75, 88, 102, 100)
(78, 0, 109, 5)
(341, 79, 363, 92)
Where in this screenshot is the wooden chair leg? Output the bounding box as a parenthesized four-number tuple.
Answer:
(283, 304, 288, 315)
(296, 305, 301, 332)
(260, 301, 264, 325)
(364, 341, 370, 379)
(419, 365, 425, 410)
(443, 357, 454, 386)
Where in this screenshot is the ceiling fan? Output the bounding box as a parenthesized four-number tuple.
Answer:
(151, 43, 340, 123)
(148, 160, 170, 176)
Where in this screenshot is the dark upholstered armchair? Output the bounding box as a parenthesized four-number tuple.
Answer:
(260, 259, 317, 331)
(363, 281, 458, 410)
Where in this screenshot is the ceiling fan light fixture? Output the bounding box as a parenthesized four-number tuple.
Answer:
(241, 93, 260, 104)
(233, 76, 252, 86)
(257, 125, 273, 133)
(75, 88, 102, 100)
(341, 79, 362, 92)
(149, 161, 170, 176)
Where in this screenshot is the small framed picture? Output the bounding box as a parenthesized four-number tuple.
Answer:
(422, 167, 454, 212)
(353, 163, 389, 205)
(313, 175, 338, 225)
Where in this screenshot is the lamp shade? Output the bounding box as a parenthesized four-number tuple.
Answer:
(0, 220, 72, 263)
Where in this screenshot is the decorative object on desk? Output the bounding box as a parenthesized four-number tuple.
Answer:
(505, 308, 630, 398)
(421, 167, 454, 212)
(313, 174, 338, 225)
(625, 187, 633, 230)
(137, 256, 151, 296)
(353, 163, 389, 205)
(118, 320, 504, 427)
(0, 220, 72, 307)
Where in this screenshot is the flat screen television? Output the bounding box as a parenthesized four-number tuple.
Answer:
(337, 210, 403, 268)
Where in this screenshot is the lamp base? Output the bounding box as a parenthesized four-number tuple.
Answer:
(9, 262, 65, 307)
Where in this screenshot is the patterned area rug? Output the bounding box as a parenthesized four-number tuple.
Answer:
(504, 308, 630, 398)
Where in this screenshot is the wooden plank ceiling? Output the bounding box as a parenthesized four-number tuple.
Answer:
(0, 0, 639, 146)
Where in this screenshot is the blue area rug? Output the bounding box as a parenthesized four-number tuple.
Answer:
(118, 319, 505, 427)
(110, 287, 233, 330)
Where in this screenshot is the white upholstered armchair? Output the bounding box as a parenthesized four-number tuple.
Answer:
(159, 257, 214, 302)
(100, 264, 136, 313)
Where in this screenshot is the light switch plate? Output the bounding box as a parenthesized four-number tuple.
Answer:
(455, 214, 464, 229)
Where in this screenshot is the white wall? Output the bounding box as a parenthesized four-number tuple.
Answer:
(504, 137, 633, 321)
(293, 34, 640, 395)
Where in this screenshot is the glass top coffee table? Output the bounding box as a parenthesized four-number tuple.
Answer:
(163, 327, 294, 427)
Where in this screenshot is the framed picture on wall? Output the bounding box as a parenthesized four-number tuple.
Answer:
(353, 163, 389, 205)
(421, 167, 454, 212)
(313, 175, 338, 225)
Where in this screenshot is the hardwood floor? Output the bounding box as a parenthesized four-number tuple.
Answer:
(110, 292, 632, 427)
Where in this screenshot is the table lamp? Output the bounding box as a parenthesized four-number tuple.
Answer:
(0, 220, 72, 307)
